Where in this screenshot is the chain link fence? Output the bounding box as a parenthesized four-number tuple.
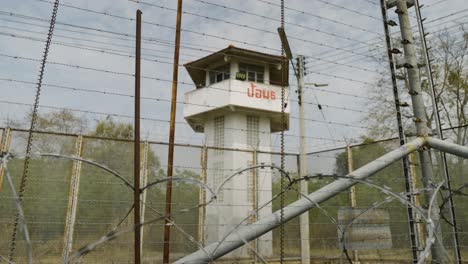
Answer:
(0, 128, 467, 263)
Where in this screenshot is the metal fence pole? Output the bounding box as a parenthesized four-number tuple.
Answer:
(414, 1, 462, 261)
(0, 128, 12, 191)
(346, 145, 359, 263)
(409, 152, 425, 249)
(62, 135, 84, 263)
(198, 146, 207, 246)
(252, 149, 258, 260)
(347, 145, 357, 208)
(140, 141, 150, 257)
(427, 137, 468, 159)
(163, 1, 183, 262)
(134, 9, 142, 264)
(394, 0, 445, 261)
(296, 55, 311, 264)
(379, 0, 421, 260)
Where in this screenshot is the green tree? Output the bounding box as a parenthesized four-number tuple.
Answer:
(366, 26, 467, 145)
(92, 116, 133, 139)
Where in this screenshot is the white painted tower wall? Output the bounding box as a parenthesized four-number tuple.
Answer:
(204, 114, 273, 257)
(184, 53, 289, 259)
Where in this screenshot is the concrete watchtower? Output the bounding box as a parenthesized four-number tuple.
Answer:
(183, 45, 289, 258)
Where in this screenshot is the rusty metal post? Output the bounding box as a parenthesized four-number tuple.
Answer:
(0, 128, 4, 150)
(62, 135, 84, 263)
(346, 145, 359, 263)
(197, 147, 203, 245)
(134, 9, 142, 264)
(0, 128, 12, 191)
(198, 146, 208, 245)
(409, 152, 425, 249)
(202, 147, 208, 245)
(347, 145, 357, 208)
(163, 0, 183, 262)
(252, 149, 258, 260)
(140, 142, 150, 256)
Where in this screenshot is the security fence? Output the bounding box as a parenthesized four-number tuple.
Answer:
(0, 127, 467, 263)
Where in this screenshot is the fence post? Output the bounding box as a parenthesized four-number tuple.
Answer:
(409, 152, 425, 249)
(346, 145, 359, 263)
(0, 128, 12, 191)
(251, 149, 258, 259)
(347, 145, 357, 208)
(140, 141, 150, 256)
(62, 135, 84, 263)
(198, 146, 208, 246)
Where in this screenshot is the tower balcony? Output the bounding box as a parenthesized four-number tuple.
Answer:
(184, 79, 290, 133)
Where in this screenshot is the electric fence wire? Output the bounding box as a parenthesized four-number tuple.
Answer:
(1, 6, 464, 79)
(1, 5, 463, 151)
(1, 100, 376, 151)
(0, 54, 379, 131)
(7, 0, 59, 261)
(308, 9, 468, 68)
(310, 19, 468, 72)
(0, 42, 372, 114)
(0, 3, 384, 75)
(1, 0, 466, 260)
(30, 0, 387, 62)
(3, 7, 461, 72)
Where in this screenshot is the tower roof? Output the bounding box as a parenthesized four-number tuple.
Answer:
(184, 45, 289, 87)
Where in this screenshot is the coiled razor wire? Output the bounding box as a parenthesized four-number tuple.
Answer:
(212, 173, 450, 264)
(1, 151, 452, 264)
(292, 175, 451, 264)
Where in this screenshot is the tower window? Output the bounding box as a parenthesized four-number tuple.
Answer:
(247, 160, 255, 204)
(247, 116, 260, 148)
(214, 116, 224, 155)
(209, 64, 230, 85)
(213, 116, 225, 203)
(239, 63, 264, 83)
(213, 161, 224, 203)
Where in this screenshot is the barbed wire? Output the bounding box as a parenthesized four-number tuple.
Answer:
(0, 7, 383, 74)
(1, 0, 467, 262)
(189, 0, 383, 36)
(309, 11, 468, 67)
(1, 129, 466, 263)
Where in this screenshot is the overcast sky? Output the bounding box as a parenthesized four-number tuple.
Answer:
(1, 0, 466, 157)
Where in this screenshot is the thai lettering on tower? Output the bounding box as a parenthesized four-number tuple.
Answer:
(247, 83, 276, 100)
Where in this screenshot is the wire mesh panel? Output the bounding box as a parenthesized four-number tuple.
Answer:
(140, 142, 167, 262)
(445, 152, 468, 261)
(169, 145, 203, 262)
(0, 131, 75, 263)
(436, 128, 468, 261)
(72, 137, 134, 263)
(352, 139, 413, 262)
(0, 127, 465, 263)
(307, 148, 348, 261)
(271, 152, 300, 258)
(140, 143, 203, 262)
